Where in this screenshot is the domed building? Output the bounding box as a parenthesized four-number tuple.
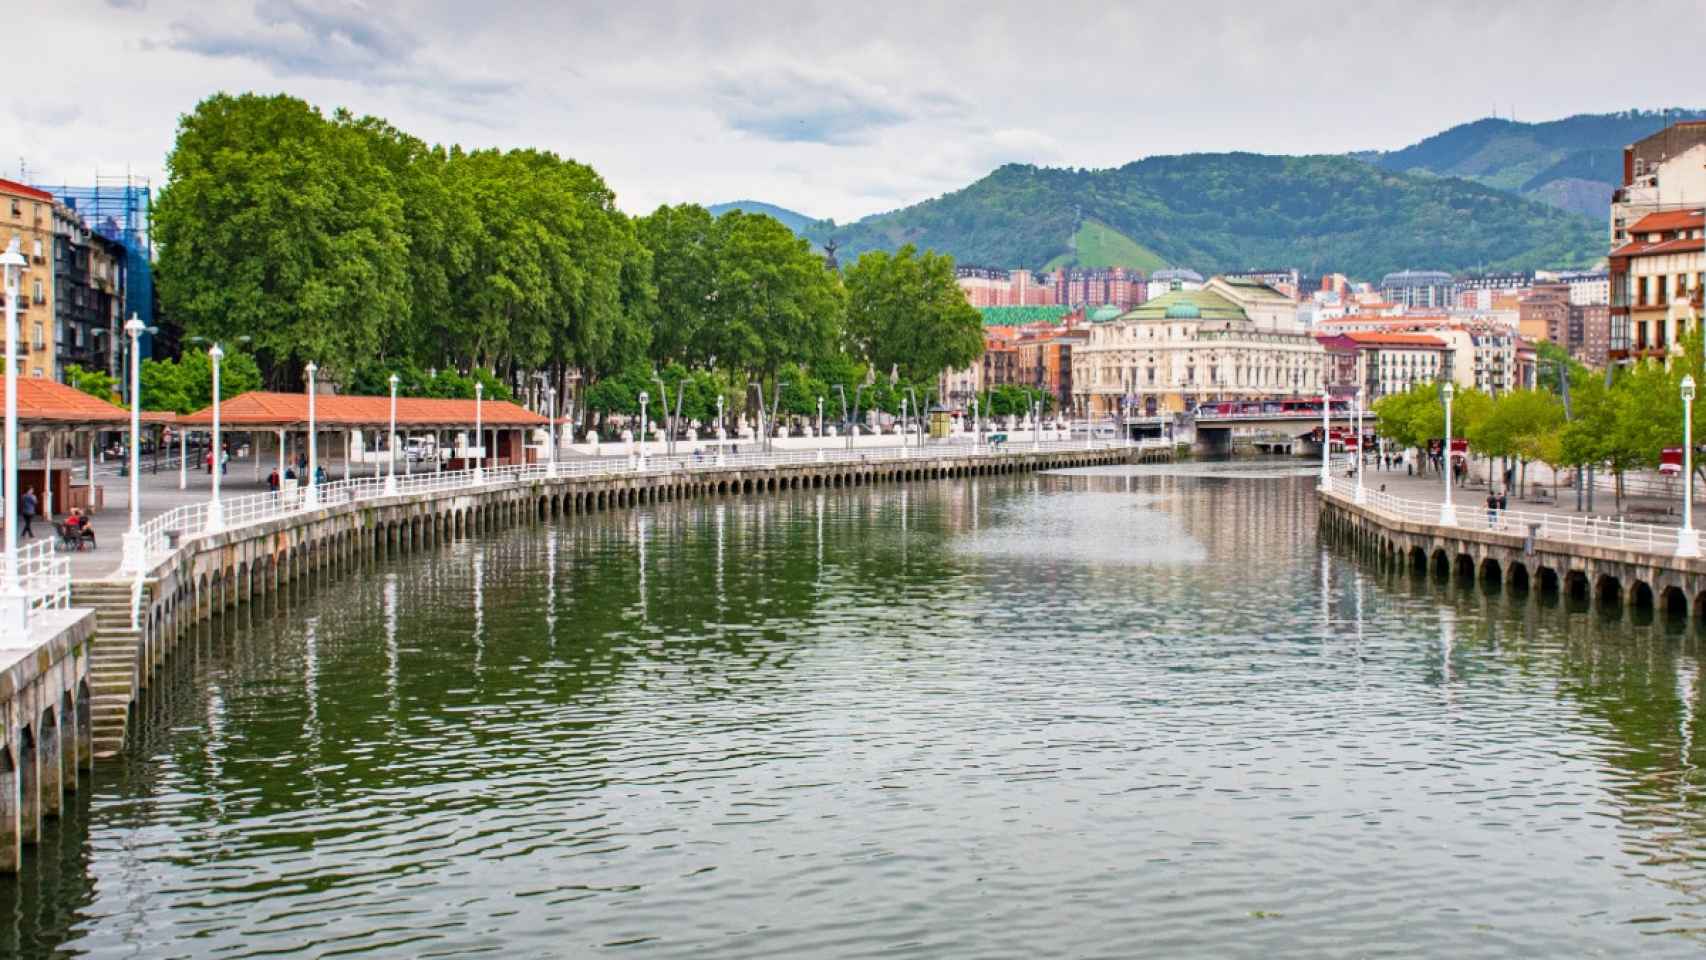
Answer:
(1072, 276, 1325, 416)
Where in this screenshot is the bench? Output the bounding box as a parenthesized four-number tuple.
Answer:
(54, 521, 96, 552)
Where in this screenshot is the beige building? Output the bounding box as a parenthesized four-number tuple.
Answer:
(1072, 277, 1324, 416)
(2, 178, 57, 378)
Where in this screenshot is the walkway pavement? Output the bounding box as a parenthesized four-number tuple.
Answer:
(1347, 457, 1696, 527)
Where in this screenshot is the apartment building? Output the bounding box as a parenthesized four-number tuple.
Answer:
(1, 178, 57, 377)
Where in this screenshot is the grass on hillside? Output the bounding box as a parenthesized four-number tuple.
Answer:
(1044, 219, 1168, 272)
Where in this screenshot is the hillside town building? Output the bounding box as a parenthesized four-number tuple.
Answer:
(1608, 208, 1705, 360)
(1071, 277, 1324, 416)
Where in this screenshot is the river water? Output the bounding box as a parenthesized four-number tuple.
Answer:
(5, 466, 1706, 958)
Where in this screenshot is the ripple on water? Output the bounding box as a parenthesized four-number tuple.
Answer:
(4, 473, 1704, 958)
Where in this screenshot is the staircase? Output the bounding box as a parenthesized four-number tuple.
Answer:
(69, 580, 150, 760)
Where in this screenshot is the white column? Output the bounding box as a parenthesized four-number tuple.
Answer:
(43, 432, 52, 520)
(386, 374, 399, 494)
(1319, 391, 1330, 485)
(121, 315, 146, 573)
(1680, 375, 1699, 557)
(0, 239, 21, 634)
(1353, 387, 1365, 504)
(1439, 383, 1457, 526)
(206, 343, 224, 531)
(474, 382, 484, 482)
(178, 425, 187, 489)
(305, 362, 319, 508)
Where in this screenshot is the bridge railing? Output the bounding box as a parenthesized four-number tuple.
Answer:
(1323, 475, 1683, 554)
(20, 537, 71, 613)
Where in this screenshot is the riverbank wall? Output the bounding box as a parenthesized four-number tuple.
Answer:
(1318, 484, 1706, 621)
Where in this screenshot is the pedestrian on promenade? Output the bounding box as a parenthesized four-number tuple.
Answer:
(18, 487, 37, 538)
(1486, 491, 1498, 528)
(221, 446, 230, 475)
(268, 468, 280, 493)
(315, 465, 327, 486)
(205, 450, 213, 474)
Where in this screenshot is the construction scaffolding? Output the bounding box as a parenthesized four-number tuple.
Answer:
(32, 173, 156, 359)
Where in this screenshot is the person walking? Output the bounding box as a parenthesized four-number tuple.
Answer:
(18, 487, 37, 538)
(267, 468, 280, 493)
(220, 445, 230, 475)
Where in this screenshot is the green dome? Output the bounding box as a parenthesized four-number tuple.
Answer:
(1164, 301, 1201, 320)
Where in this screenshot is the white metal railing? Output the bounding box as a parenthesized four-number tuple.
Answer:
(1322, 475, 1684, 554)
(124, 439, 1133, 568)
(20, 537, 70, 612)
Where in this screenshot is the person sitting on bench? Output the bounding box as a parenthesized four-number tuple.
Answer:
(65, 508, 96, 550)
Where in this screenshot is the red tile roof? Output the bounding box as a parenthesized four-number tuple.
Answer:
(1628, 210, 1704, 233)
(0, 178, 52, 202)
(1344, 332, 1448, 347)
(176, 391, 547, 429)
(2, 376, 130, 425)
(1610, 237, 1705, 259)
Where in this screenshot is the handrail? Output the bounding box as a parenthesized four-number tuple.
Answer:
(19, 537, 70, 612)
(113, 439, 1136, 621)
(1321, 475, 1683, 554)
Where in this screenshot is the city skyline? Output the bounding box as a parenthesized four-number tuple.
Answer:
(10, 0, 1706, 222)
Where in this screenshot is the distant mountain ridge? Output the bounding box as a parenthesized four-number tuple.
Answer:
(1366, 108, 1706, 217)
(710, 109, 1706, 278)
(706, 200, 820, 234)
(788, 153, 1599, 277)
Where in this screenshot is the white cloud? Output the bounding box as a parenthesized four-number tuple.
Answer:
(10, 0, 1706, 223)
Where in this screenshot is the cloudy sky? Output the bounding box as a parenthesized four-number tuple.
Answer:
(11, 0, 1704, 222)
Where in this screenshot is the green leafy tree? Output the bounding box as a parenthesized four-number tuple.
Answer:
(844, 245, 984, 384)
(138, 348, 263, 414)
(155, 93, 410, 386)
(64, 364, 119, 402)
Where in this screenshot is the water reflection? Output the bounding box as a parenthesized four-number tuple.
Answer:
(1, 470, 1704, 957)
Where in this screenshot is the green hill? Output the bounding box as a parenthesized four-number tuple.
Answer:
(801, 153, 1601, 278)
(1043, 219, 1168, 271)
(706, 200, 820, 234)
(1369, 108, 1706, 217)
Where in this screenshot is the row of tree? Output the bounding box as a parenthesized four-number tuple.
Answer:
(1373, 333, 1706, 507)
(154, 93, 986, 424)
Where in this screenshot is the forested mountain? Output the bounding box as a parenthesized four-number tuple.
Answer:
(706, 200, 820, 234)
(1368, 108, 1706, 217)
(792, 154, 1600, 277)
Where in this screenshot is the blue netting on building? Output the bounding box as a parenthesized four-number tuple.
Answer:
(34, 177, 155, 358)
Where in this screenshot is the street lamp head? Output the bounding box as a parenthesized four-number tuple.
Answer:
(0, 237, 23, 284)
(475, 382, 483, 396)
(124, 314, 143, 337)
(1684, 375, 1697, 402)
(638, 390, 649, 405)
(389, 373, 400, 387)
(1441, 381, 1454, 402)
(305, 361, 318, 377)
(208, 343, 224, 360)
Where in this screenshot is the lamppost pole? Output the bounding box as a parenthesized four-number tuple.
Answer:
(1354, 386, 1365, 504)
(121, 315, 146, 573)
(1, 238, 26, 633)
(206, 343, 225, 531)
(817, 395, 824, 440)
(1680, 375, 1699, 557)
(1319, 389, 1330, 486)
(1440, 382, 1458, 526)
(637, 390, 649, 470)
(305, 362, 319, 508)
(547, 385, 558, 479)
(474, 381, 484, 482)
(386, 373, 399, 494)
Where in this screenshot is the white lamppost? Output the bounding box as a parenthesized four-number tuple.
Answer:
(1354, 386, 1366, 504)
(474, 381, 484, 482)
(386, 373, 399, 495)
(1680, 375, 1699, 558)
(121, 315, 146, 572)
(637, 390, 649, 469)
(716, 393, 725, 464)
(305, 361, 319, 508)
(1, 238, 26, 633)
(817, 395, 824, 439)
(206, 342, 225, 531)
(1440, 381, 1458, 526)
(547, 385, 558, 478)
(1319, 389, 1330, 485)
(971, 395, 980, 449)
